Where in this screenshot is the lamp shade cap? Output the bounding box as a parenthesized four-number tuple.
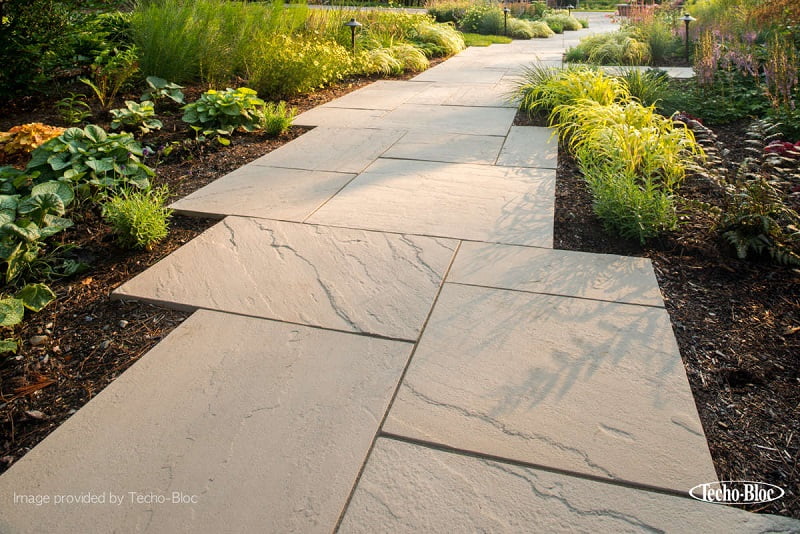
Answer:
(344, 18, 362, 27)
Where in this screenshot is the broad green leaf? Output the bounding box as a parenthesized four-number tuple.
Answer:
(84, 124, 107, 144)
(0, 298, 24, 327)
(47, 152, 72, 171)
(31, 181, 74, 207)
(0, 195, 19, 225)
(16, 283, 56, 312)
(0, 338, 18, 354)
(2, 221, 41, 242)
(17, 193, 65, 219)
(86, 158, 115, 173)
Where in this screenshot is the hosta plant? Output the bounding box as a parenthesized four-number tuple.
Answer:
(26, 125, 154, 193)
(141, 76, 185, 105)
(110, 100, 163, 135)
(0, 283, 57, 354)
(182, 87, 265, 136)
(0, 179, 75, 284)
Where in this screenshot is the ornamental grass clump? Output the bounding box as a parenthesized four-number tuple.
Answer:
(102, 187, 172, 250)
(515, 64, 703, 242)
(515, 64, 629, 118)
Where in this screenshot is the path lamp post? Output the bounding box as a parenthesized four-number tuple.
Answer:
(680, 13, 696, 63)
(344, 18, 362, 55)
(503, 7, 511, 36)
(567, 4, 574, 16)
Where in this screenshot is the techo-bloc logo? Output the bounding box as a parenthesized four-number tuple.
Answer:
(689, 481, 784, 505)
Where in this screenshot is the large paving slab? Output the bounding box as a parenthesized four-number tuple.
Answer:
(411, 66, 508, 84)
(0, 311, 413, 534)
(497, 126, 558, 169)
(320, 80, 432, 110)
(339, 438, 800, 533)
(381, 104, 516, 136)
(170, 166, 355, 221)
(406, 83, 516, 108)
(307, 159, 555, 247)
(449, 242, 664, 306)
(382, 131, 505, 165)
(293, 107, 386, 128)
(113, 217, 457, 341)
(384, 283, 717, 492)
(248, 127, 407, 174)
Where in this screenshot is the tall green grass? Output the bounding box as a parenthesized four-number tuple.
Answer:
(133, 0, 462, 98)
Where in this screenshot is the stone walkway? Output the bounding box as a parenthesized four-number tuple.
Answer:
(2, 13, 799, 533)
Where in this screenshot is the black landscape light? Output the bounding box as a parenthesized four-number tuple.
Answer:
(567, 4, 574, 16)
(681, 13, 696, 62)
(503, 7, 511, 36)
(344, 18, 362, 54)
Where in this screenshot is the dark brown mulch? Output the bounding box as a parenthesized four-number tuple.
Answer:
(1, 68, 442, 473)
(552, 119, 800, 519)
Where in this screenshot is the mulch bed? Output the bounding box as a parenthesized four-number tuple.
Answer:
(549, 115, 800, 518)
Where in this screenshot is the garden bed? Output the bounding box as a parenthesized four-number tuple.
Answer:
(548, 115, 800, 519)
(0, 70, 429, 475)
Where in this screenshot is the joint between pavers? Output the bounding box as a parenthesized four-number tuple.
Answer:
(108, 299, 418, 345)
(378, 432, 699, 503)
(333, 239, 464, 532)
(443, 281, 666, 309)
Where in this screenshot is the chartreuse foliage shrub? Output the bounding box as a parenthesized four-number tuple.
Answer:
(565, 30, 651, 65)
(514, 64, 702, 242)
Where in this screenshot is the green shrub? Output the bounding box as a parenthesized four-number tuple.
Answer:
(617, 68, 671, 108)
(245, 35, 352, 99)
(181, 87, 266, 134)
(554, 100, 700, 191)
(102, 187, 172, 250)
(584, 162, 678, 243)
(543, 13, 582, 32)
(548, 20, 564, 34)
(390, 44, 431, 72)
(259, 102, 297, 137)
(426, 0, 471, 24)
(507, 19, 534, 39)
(26, 125, 154, 192)
(566, 31, 652, 65)
(515, 64, 629, 117)
(79, 46, 140, 110)
(411, 21, 466, 56)
(528, 20, 555, 38)
(460, 4, 502, 33)
(110, 101, 163, 135)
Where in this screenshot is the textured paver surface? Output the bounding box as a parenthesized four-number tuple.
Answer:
(383, 283, 716, 492)
(449, 242, 664, 306)
(114, 217, 456, 340)
(171, 165, 355, 220)
(0, 312, 413, 534)
(497, 126, 558, 169)
(340, 438, 800, 533)
(307, 158, 555, 247)
(4, 11, 796, 533)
